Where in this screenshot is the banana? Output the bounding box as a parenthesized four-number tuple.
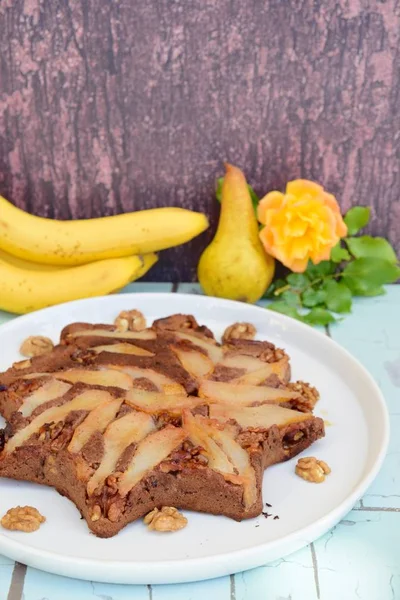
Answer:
(0, 252, 157, 314)
(0, 196, 208, 266)
(0, 248, 68, 271)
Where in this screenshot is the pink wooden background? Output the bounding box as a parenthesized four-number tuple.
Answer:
(0, 1, 399, 281)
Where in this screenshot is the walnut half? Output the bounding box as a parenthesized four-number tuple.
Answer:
(144, 506, 188, 532)
(222, 322, 256, 344)
(295, 457, 331, 483)
(20, 336, 54, 358)
(114, 310, 146, 332)
(1, 506, 46, 532)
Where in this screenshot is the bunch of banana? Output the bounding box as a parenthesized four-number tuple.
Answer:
(0, 195, 208, 314)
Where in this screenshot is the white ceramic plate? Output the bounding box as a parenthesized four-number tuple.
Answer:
(0, 294, 389, 584)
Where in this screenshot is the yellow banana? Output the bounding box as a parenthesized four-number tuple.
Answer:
(0, 252, 157, 314)
(0, 248, 69, 271)
(0, 195, 208, 265)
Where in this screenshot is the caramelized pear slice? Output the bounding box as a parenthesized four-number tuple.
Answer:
(106, 365, 186, 395)
(92, 343, 154, 357)
(125, 389, 201, 415)
(230, 357, 290, 385)
(20, 379, 72, 417)
(218, 354, 267, 372)
(174, 332, 223, 364)
(170, 345, 214, 378)
(4, 389, 113, 455)
(198, 380, 300, 406)
(209, 403, 313, 430)
(69, 329, 156, 340)
(87, 411, 155, 495)
(23, 369, 134, 390)
(199, 417, 257, 508)
(68, 397, 123, 454)
(182, 410, 235, 475)
(118, 426, 186, 497)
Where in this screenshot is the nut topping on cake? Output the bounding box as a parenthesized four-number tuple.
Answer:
(222, 322, 256, 344)
(114, 310, 147, 332)
(20, 336, 54, 358)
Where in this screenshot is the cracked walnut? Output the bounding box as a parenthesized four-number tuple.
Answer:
(295, 457, 331, 483)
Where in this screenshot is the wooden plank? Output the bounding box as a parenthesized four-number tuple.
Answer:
(22, 568, 149, 600)
(329, 287, 400, 509)
(152, 577, 230, 600)
(313, 510, 400, 600)
(235, 545, 318, 600)
(0, 563, 16, 600)
(0, 2, 399, 280)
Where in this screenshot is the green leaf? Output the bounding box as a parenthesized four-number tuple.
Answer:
(305, 260, 336, 279)
(263, 278, 287, 298)
(216, 177, 260, 211)
(301, 287, 327, 308)
(345, 236, 398, 264)
(216, 178, 224, 203)
(280, 290, 300, 307)
(342, 257, 400, 295)
(330, 243, 351, 263)
(303, 308, 336, 326)
(344, 207, 371, 235)
(248, 185, 260, 211)
(268, 301, 304, 322)
(323, 280, 352, 313)
(286, 273, 309, 289)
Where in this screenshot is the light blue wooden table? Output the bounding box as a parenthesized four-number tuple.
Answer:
(0, 283, 399, 600)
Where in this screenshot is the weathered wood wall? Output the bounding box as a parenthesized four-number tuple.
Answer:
(0, 1, 399, 281)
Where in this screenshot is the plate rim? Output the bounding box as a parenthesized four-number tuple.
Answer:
(0, 293, 390, 584)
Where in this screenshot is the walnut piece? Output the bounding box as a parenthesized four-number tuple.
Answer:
(1, 506, 46, 532)
(286, 381, 320, 411)
(144, 506, 188, 532)
(90, 504, 102, 522)
(20, 336, 54, 358)
(222, 322, 256, 344)
(114, 310, 146, 332)
(295, 457, 331, 483)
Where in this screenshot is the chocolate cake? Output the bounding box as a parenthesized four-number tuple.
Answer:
(0, 312, 324, 537)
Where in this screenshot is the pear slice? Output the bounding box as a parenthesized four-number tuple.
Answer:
(87, 411, 155, 495)
(170, 345, 214, 378)
(199, 417, 257, 508)
(20, 379, 72, 417)
(198, 380, 300, 406)
(218, 354, 267, 372)
(118, 426, 186, 497)
(125, 389, 201, 415)
(92, 343, 154, 357)
(4, 389, 113, 455)
(106, 365, 186, 395)
(182, 410, 235, 475)
(174, 332, 223, 364)
(68, 397, 123, 454)
(69, 329, 156, 340)
(23, 369, 134, 390)
(230, 356, 290, 385)
(209, 403, 313, 430)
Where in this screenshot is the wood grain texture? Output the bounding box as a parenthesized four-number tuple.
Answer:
(0, 0, 399, 281)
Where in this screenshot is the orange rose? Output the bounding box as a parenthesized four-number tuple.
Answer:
(257, 180, 347, 273)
